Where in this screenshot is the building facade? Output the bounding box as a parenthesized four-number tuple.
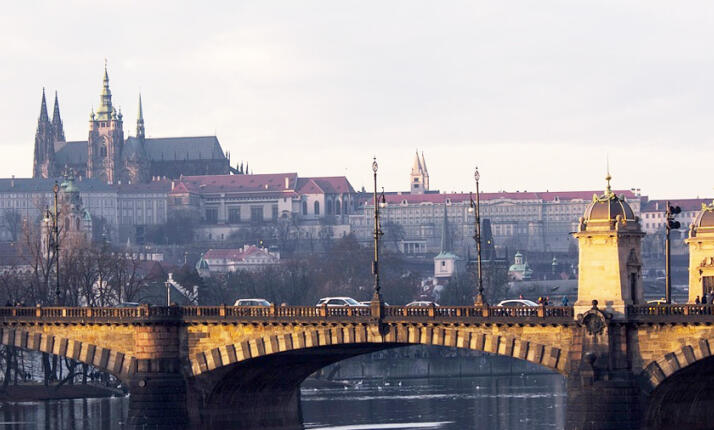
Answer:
(32, 66, 232, 184)
(168, 173, 356, 242)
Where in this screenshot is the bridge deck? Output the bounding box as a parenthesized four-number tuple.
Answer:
(0, 304, 711, 325)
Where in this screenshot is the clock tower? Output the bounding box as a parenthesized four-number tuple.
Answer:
(87, 64, 124, 184)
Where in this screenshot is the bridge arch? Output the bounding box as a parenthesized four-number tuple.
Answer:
(640, 339, 714, 429)
(189, 323, 567, 378)
(0, 327, 136, 382)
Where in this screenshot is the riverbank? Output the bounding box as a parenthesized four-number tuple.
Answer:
(0, 383, 124, 402)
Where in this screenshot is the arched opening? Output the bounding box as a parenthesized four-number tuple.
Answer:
(645, 355, 714, 429)
(302, 201, 308, 216)
(191, 328, 565, 429)
(314, 201, 320, 216)
(326, 199, 333, 215)
(335, 200, 341, 215)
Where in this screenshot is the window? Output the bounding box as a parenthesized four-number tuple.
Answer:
(101, 145, 107, 157)
(272, 205, 278, 220)
(335, 200, 341, 215)
(205, 208, 218, 224)
(326, 200, 333, 215)
(251, 206, 264, 222)
(302, 201, 308, 215)
(314, 201, 320, 215)
(228, 208, 241, 223)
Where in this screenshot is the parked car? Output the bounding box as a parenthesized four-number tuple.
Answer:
(316, 297, 367, 307)
(496, 299, 538, 307)
(234, 298, 272, 306)
(405, 301, 439, 307)
(646, 299, 675, 305)
(117, 302, 141, 307)
(359, 301, 390, 306)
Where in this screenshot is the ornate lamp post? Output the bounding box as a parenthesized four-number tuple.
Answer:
(53, 181, 60, 305)
(664, 202, 681, 304)
(469, 167, 486, 305)
(371, 157, 386, 305)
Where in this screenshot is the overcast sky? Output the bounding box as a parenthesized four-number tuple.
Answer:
(1, 1, 713, 199)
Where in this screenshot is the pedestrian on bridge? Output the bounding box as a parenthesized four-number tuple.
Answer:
(696, 296, 701, 305)
(703, 293, 708, 305)
(561, 296, 569, 306)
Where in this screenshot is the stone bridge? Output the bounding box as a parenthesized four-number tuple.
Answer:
(3, 303, 714, 429)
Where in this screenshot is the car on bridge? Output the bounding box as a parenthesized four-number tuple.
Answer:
(496, 299, 538, 307)
(233, 298, 272, 306)
(405, 301, 440, 307)
(316, 297, 367, 307)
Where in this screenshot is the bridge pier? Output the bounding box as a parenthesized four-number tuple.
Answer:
(127, 369, 188, 429)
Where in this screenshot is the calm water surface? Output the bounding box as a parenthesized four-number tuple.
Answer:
(0, 374, 565, 429)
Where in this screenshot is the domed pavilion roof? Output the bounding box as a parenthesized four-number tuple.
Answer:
(692, 201, 714, 233)
(582, 174, 635, 222)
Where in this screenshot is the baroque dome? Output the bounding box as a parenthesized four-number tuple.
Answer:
(582, 174, 635, 222)
(692, 202, 714, 232)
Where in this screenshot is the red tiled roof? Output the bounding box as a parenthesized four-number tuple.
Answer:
(170, 173, 298, 194)
(642, 199, 714, 212)
(114, 180, 173, 194)
(296, 176, 355, 195)
(378, 190, 639, 205)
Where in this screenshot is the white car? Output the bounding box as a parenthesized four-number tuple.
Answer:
(316, 297, 367, 307)
(234, 298, 271, 307)
(405, 301, 439, 307)
(497, 299, 538, 307)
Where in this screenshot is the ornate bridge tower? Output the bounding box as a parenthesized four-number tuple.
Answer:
(573, 173, 644, 319)
(686, 201, 714, 302)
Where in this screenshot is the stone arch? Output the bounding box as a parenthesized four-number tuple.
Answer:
(640, 339, 712, 393)
(0, 327, 136, 383)
(189, 324, 566, 377)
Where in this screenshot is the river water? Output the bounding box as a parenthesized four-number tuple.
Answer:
(0, 374, 565, 429)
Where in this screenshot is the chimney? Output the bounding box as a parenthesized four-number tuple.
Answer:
(10, 175, 14, 188)
(171, 181, 175, 191)
(285, 177, 289, 189)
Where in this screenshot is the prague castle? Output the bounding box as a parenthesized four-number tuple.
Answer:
(32, 65, 232, 184)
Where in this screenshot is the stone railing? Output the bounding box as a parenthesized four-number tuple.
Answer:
(628, 304, 714, 321)
(0, 304, 574, 324)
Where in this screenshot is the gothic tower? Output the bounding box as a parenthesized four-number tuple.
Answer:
(410, 150, 429, 194)
(573, 174, 644, 319)
(32, 88, 56, 178)
(87, 64, 124, 184)
(124, 93, 150, 184)
(51, 91, 66, 143)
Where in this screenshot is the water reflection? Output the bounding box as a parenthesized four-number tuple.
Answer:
(0, 397, 128, 430)
(301, 374, 565, 430)
(0, 374, 564, 429)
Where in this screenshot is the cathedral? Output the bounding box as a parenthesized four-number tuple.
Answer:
(32, 65, 233, 184)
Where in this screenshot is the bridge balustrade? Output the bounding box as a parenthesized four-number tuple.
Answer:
(628, 304, 714, 321)
(0, 304, 574, 323)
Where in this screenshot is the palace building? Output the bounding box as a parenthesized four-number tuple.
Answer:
(32, 65, 232, 185)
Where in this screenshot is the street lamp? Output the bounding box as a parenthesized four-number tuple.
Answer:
(468, 167, 486, 305)
(665, 202, 681, 304)
(53, 181, 60, 305)
(371, 157, 386, 303)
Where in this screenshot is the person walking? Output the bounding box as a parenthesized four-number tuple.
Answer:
(703, 293, 708, 305)
(695, 296, 701, 305)
(561, 296, 569, 306)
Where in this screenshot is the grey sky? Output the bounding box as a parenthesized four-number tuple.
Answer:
(1, 1, 713, 198)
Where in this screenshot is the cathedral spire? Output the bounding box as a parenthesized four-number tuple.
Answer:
(52, 91, 65, 142)
(136, 93, 145, 139)
(96, 61, 113, 120)
(421, 151, 428, 175)
(39, 88, 49, 122)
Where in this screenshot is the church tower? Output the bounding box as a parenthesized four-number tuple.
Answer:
(87, 64, 124, 184)
(51, 91, 66, 143)
(32, 89, 56, 178)
(573, 174, 644, 319)
(410, 150, 429, 194)
(124, 94, 150, 184)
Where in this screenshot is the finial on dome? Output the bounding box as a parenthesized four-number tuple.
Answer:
(605, 156, 612, 196)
